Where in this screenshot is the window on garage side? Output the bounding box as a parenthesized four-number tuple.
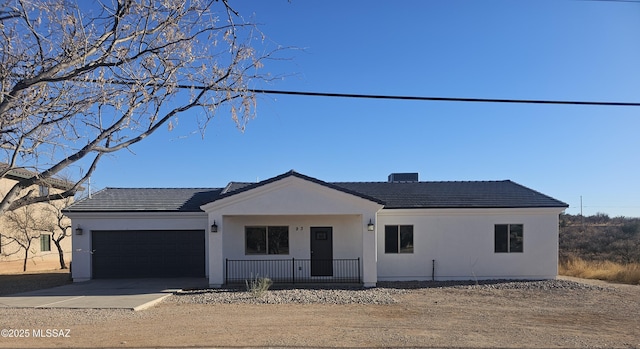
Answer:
(39, 185, 49, 197)
(385, 225, 414, 254)
(40, 234, 51, 252)
(245, 226, 289, 255)
(494, 224, 523, 253)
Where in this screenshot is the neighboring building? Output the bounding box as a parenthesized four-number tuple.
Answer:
(0, 166, 73, 273)
(65, 171, 568, 287)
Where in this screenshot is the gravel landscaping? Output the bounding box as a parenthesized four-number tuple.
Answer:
(172, 284, 405, 305)
(170, 279, 614, 305)
(1, 274, 638, 348)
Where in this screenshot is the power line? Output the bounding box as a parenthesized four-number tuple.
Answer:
(247, 89, 640, 107)
(97, 79, 640, 107)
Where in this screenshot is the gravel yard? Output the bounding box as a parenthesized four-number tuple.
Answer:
(170, 279, 612, 305)
(1, 275, 639, 348)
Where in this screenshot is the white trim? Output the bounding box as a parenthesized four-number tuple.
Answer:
(377, 207, 566, 217)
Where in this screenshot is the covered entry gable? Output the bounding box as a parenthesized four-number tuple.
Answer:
(201, 170, 385, 215)
(202, 171, 384, 288)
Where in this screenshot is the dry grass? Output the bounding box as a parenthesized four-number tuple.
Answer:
(559, 256, 640, 285)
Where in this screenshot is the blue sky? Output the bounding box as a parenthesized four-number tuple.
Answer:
(89, 0, 640, 217)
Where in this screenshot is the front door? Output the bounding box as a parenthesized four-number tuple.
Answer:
(310, 227, 333, 276)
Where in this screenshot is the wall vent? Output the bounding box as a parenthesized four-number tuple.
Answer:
(388, 173, 419, 182)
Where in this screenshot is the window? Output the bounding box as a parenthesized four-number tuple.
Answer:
(494, 224, 523, 253)
(39, 185, 49, 196)
(40, 234, 51, 252)
(245, 226, 289, 255)
(385, 225, 413, 254)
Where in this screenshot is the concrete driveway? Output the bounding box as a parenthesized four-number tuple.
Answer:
(0, 278, 207, 311)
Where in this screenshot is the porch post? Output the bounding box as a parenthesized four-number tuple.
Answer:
(362, 215, 377, 287)
(209, 216, 224, 288)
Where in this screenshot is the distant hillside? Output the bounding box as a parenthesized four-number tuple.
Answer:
(559, 214, 640, 263)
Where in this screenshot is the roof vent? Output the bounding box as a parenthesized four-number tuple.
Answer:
(388, 173, 419, 182)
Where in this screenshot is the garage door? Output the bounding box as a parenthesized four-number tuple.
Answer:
(92, 230, 205, 278)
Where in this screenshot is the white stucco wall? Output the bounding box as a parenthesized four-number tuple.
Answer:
(222, 215, 362, 261)
(203, 176, 383, 287)
(376, 208, 563, 281)
(68, 212, 208, 282)
(218, 215, 366, 282)
(201, 176, 383, 216)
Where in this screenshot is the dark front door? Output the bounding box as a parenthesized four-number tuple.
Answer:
(310, 227, 333, 276)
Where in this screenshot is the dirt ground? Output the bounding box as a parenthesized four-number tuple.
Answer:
(0, 271, 639, 348)
(0, 270, 71, 296)
(0, 255, 70, 274)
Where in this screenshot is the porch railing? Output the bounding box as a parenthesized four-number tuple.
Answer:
(225, 258, 361, 285)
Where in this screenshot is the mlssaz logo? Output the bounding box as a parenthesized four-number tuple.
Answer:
(32, 329, 71, 338)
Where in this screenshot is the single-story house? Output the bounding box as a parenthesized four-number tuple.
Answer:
(65, 171, 568, 287)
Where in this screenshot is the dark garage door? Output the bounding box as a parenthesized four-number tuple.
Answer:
(92, 230, 205, 278)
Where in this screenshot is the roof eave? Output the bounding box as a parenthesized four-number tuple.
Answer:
(382, 205, 569, 210)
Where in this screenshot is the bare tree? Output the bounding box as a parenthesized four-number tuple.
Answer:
(41, 197, 72, 269)
(0, 0, 279, 215)
(0, 204, 47, 271)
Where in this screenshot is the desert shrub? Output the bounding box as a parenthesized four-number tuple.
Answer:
(559, 214, 640, 264)
(245, 274, 273, 298)
(559, 255, 640, 285)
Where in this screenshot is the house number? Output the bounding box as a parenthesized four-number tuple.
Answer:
(295, 226, 304, 231)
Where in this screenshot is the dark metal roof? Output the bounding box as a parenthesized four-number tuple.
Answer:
(334, 180, 568, 209)
(64, 171, 568, 213)
(65, 188, 222, 213)
(221, 182, 253, 194)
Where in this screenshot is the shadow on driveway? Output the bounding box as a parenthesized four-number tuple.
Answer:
(0, 278, 207, 310)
